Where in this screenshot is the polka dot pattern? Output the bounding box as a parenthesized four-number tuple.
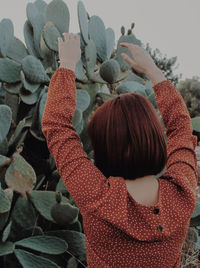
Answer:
(42, 68, 198, 268)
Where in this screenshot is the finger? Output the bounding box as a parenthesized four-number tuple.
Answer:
(63, 32, 69, 41)
(68, 33, 74, 39)
(121, 53, 134, 67)
(58, 37, 63, 44)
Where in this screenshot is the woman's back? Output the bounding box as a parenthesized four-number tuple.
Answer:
(41, 35, 198, 267)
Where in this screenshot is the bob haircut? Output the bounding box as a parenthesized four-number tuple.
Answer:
(88, 93, 167, 180)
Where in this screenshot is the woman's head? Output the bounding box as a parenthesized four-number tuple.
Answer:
(88, 93, 167, 180)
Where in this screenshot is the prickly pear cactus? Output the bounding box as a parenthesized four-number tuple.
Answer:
(0, 1, 198, 267)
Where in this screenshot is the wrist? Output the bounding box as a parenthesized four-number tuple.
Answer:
(146, 67, 166, 85)
(59, 61, 76, 72)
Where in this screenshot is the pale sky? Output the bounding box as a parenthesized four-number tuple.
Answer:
(0, 0, 200, 79)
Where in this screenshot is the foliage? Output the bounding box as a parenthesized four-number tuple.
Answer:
(0, 0, 199, 267)
(145, 43, 181, 86)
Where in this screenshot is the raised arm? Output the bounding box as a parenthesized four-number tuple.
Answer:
(121, 43, 197, 212)
(41, 34, 124, 216)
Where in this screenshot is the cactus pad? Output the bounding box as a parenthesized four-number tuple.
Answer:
(106, 28, 115, 59)
(24, 20, 38, 57)
(99, 59, 120, 84)
(7, 37, 29, 63)
(42, 22, 61, 52)
(45, 0, 70, 35)
(88, 15, 107, 62)
(76, 89, 90, 112)
(85, 39, 97, 78)
(51, 202, 79, 225)
(22, 55, 50, 83)
(78, 1, 89, 45)
(0, 105, 12, 143)
(0, 58, 21, 83)
(5, 152, 36, 198)
(116, 81, 147, 96)
(0, 19, 14, 57)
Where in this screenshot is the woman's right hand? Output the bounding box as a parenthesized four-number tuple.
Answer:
(120, 42, 166, 85)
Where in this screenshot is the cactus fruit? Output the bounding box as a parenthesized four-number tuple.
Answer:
(51, 192, 79, 225)
(99, 59, 120, 84)
(121, 26, 125, 35)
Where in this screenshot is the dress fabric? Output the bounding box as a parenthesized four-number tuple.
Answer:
(42, 68, 198, 268)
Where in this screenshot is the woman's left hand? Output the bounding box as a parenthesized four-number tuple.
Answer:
(58, 33, 81, 72)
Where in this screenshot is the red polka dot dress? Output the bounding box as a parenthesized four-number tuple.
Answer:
(42, 68, 198, 268)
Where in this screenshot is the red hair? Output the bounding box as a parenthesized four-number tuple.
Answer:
(88, 93, 167, 180)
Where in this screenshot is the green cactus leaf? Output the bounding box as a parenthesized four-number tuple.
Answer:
(42, 22, 61, 52)
(51, 202, 79, 225)
(85, 39, 97, 78)
(29, 190, 71, 222)
(76, 119, 84, 135)
(5, 91, 19, 123)
(115, 33, 141, 72)
(8, 117, 29, 151)
(19, 87, 41, 105)
(0, 58, 21, 83)
(116, 81, 147, 96)
(2, 220, 12, 242)
(99, 59, 120, 84)
(72, 109, 82, 130)
(106, 28, 115, 59)
(192, 117, 200, 132)
(26, 3, 45, 58)
(7, 37, 29, 63)
(76, 89, 90, 112)
(56, 178, 68, 194)
(24, 20, 38, 57)
(5, 152, 36, 198)
(88, 15, 107, 62)
(0, 242, 15, 256)
(0, 104, 12, 143)
(0, 138, 8, 155)
(67, 256, 78, 268)
(15, 235, 68, 255)
(125, 72, 145, 85)
(0, 185, 11, 214)
(75, 60, 88, 83)
(0, 212, 9, 231)
(40, 33, 55, 68)
(0, 155, 11, 168)
(45, 230, 86, 260)
(3, 82, 22, 95)
(0, 19, 14, 57)
(11, 197, 36, 230)
(14, 249, 60, 268)
(145, 80, 154, 95)
(77, 1, 89, 45)
(34, 0, 47, 15)
(45, 0, 70, 35)
(20, 71, 40, 94)
(22, 55, 50, 83)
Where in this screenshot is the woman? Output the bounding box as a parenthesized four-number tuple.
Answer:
(42, 33, 197, 268)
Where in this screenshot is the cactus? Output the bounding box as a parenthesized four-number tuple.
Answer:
(42, 22, 61, 52)
(78, 1, 89, 45)
(22, 55, 50, 83)
(0, 105, 12, 143)
(106, 28, 115, 59)
(0, 58, 21, 83)
(88, 15, 108, 62)
(116, 81, 147, 96)
(5, 152, 36, 198)
(51, 192, 79, 225)
(0, 19, 14, 57)
(85, 39, 97, 78)
(7, 37, 29, 63)
(99, 59, 120, 84)
(45, 0, 70, 35)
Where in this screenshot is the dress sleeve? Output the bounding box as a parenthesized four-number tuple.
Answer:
(41, 68, 118, 215)
(153, 80, 198, 216)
